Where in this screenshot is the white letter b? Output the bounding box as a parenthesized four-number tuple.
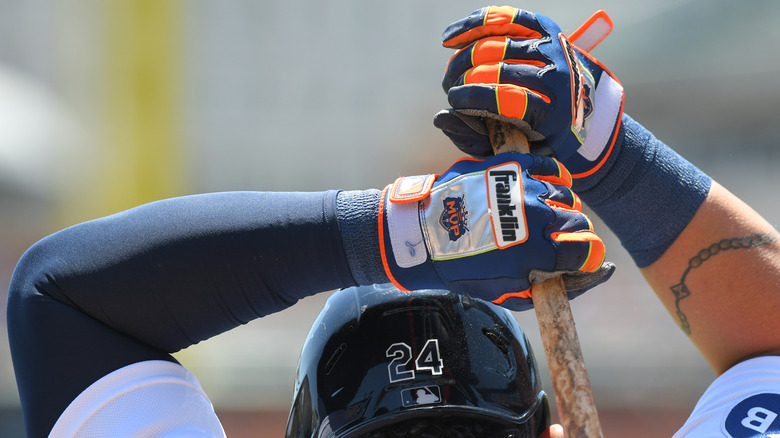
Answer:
(741, 406, 778, 433)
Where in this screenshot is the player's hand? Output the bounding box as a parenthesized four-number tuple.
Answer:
(433, 6, 624, 179)
(380, 153, 613, 311)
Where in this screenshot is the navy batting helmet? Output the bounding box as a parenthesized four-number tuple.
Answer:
(285, 284, 549, 438)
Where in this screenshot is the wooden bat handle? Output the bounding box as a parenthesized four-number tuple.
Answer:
(485, 119, 603, 438)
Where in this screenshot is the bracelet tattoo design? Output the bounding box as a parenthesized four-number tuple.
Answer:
(671, 233, 777, 335)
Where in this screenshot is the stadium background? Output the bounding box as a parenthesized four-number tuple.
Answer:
(0, 0, 778, 436)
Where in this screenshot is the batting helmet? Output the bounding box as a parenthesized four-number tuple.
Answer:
(285, 284, 549, 438)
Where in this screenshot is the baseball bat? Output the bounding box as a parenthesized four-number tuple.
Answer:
(485, 118, 603, 438)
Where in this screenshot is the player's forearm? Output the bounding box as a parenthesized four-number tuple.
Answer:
(576, 116, 780, 373)
(8, 190, 368, 436)
(575, 114, 712, 268)
(640, 182, 780, 374)
(9, 190, 357, 353)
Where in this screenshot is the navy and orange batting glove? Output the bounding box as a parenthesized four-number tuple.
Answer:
(379, 153, 613, 311)
(433, 6, 624, 180)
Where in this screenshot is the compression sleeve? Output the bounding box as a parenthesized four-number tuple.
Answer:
(7, 190, 357, 437)
(575, 114, 712, 267)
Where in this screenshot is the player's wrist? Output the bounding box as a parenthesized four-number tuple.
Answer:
(569, 113, 628, 194)
(378, 177, 448, 292)
(335, 189, 389, 285)
(577, 114, 712, 267)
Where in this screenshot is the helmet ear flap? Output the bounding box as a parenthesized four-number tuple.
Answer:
(286, 376, 315, 438)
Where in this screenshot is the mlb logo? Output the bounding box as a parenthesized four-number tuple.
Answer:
(401, 386, 442, 407)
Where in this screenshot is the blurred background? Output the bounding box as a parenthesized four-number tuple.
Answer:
(1, 0, 779, 436)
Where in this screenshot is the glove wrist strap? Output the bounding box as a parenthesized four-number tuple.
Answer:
(380, 183, 445, 291)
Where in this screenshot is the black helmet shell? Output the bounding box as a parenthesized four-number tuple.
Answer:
(286, 285, 549, 438)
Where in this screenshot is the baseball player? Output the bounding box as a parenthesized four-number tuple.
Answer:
(5, 5, 780, 438)
(432, 6, 780, 437)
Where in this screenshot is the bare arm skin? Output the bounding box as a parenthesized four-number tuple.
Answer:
(641, 181, 780, 375)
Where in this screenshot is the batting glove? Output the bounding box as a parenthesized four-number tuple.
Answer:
(433, 6, 624, 179)
(380, 153, 614, 311)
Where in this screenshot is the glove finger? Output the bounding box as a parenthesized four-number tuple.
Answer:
(448, 82, 550, 125)
(529, 261, 615, 299)
(432, 109, 494, 159)
(499, 260, 614, 310)
(551, 228, 606, 273)
(544, 183, 582, 212)
(526, 156, 572, 188)
(443, 36, 546, 92)
(491, 292, 534, 312)
(442, 6, 544, 49)
(541, 196, 605, 274)
(561, 262, 615, 298)
(527, 157, 581, 213)
(447, 59, 554, 137)
(442, 152, 535, 180)
(451, 62, 550, 100)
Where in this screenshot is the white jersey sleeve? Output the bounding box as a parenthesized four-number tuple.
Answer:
(50, 360, 226, 438)
(674, 356, 780, 437)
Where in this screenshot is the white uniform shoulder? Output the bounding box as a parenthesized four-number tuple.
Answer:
(50, 360, 225, 437)
(675, 356, 780, 437)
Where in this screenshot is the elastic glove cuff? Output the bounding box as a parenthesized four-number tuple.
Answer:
(578, 114, 712, 267)
(336, 190, 388, 285)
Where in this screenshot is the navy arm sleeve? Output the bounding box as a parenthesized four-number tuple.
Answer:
(7, 190, 357, 437)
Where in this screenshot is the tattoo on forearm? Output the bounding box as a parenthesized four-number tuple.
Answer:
(671, 233, 777, 335)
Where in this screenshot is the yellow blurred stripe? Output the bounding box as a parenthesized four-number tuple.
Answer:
(100, 0, 182, 214)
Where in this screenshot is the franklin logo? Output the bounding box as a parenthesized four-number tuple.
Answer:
(487, 163, 527, 248)
(439, 195, 469, 241)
